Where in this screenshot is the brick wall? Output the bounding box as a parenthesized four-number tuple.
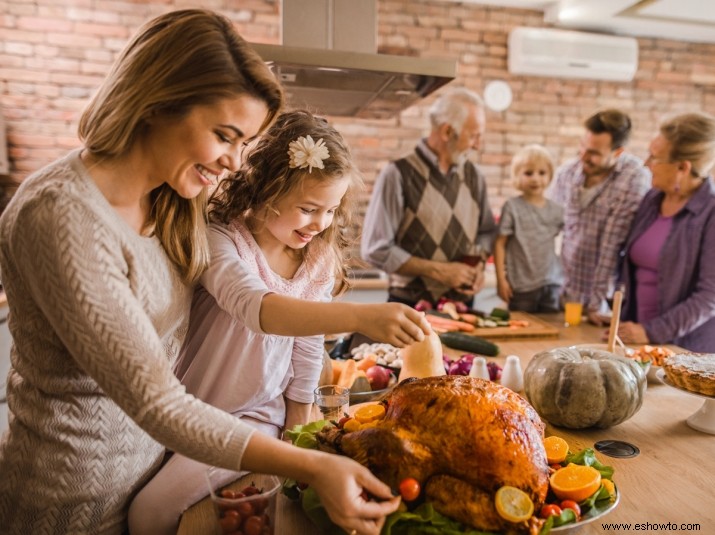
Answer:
(2, 0, 715, 221)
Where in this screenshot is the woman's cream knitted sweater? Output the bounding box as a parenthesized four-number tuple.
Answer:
(0, 150, 256, 534)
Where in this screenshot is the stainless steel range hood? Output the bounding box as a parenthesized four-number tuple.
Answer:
(249, 0, 456, 119)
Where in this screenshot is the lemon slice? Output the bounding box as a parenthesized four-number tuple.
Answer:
(494, 485, 534, 523)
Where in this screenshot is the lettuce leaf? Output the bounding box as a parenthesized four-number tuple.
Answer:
(383, 503, 493, 535)
(564, 448, 615, 480)
(283, 419, 333, 449)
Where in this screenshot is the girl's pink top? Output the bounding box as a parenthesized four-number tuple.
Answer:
(173, 221, 335, 430)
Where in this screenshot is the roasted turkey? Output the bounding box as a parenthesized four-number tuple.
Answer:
(317, 375, 549, 533)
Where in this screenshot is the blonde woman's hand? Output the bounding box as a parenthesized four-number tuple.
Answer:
(308, 454, 401, 535)
(357, 303, 430, 347)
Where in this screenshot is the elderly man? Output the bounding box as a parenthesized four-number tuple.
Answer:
(547, 109, 651, 325)
(361, 87, 496, 308)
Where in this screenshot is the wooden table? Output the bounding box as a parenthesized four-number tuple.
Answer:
(179, 314, 715, 534)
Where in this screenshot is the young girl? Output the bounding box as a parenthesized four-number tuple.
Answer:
(494, 144, 564, 312)
(128, 110, 417, 534)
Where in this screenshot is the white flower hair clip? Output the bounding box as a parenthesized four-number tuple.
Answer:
(288, 135, 330, 172)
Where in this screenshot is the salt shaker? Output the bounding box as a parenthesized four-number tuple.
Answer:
(501, 355, 523, 392)
(469, 356, 490, 380)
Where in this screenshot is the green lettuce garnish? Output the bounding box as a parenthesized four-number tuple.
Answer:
(283, 419, 332, 450)
(564, 448, 614, 480)
(383, 503, 492, 535)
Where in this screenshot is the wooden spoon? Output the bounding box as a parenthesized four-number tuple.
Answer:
(607, 290, 624, 353)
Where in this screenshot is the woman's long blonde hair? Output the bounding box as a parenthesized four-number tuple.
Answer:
(78, 9, 283, 283)
(210, 110, 362, 294)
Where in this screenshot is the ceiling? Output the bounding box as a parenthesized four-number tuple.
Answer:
(445, 0, 715, 43)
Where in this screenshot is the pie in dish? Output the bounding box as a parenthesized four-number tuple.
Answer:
(663, 353, 715, 396)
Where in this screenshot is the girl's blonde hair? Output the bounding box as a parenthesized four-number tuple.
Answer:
(510, 144, 555, 186)
(210, 110, 362, 294)
(660, 112, 715, 178)
(78, 9, 283, 283)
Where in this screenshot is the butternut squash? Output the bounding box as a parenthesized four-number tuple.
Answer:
(319, 350, 334, 386)
(398, 328, 446, 381)
(337, 359, 359, 389)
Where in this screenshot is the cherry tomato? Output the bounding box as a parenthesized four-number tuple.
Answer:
(539, 504, 563, 518)
(220, 489, 239, 499)
(252, 496, 269, 514)
(242, 485, 261, 496)
(243, 515, 264, 535)
(218, 514, 240, 533)
(560, 500, 581, 518)
(398, 477, 421, 502)
(236, 501, 254, 517)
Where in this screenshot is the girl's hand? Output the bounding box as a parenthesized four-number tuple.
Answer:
(618, 321, 649, 345)
(308, 454, 401, 535)
(357, 304, 430, 347)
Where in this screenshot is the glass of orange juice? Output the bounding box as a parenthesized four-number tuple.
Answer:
(563, 293, 583, 327)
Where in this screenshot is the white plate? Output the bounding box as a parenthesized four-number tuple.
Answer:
(656, 368, 715, 434)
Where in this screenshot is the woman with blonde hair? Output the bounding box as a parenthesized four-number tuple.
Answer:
(0, 9, 418, 535)
(619, 112, 715, 351)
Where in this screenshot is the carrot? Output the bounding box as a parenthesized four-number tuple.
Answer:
(425, 314, 475, 332)
(459, 313, 480, 325)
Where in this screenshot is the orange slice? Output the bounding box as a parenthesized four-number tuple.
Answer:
(550, 464, 602, 502)
(342, 418, 361, 432)
(543, 436, 569, 464)
(602, 479, 616, 497)
(354, 404, 386, 424)
(494, 486, 534, 523)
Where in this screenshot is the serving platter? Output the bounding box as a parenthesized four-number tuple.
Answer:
(656, 368, 715, 434)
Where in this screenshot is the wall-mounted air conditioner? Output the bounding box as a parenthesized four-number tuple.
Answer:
(508, 27, 638, 82)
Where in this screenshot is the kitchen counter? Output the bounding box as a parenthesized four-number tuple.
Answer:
(178, 314, 715, 534)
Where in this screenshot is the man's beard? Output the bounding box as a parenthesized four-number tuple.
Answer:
(447, 138, 471, 167)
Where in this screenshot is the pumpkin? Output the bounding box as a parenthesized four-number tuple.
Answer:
(523, 346, 646, 429)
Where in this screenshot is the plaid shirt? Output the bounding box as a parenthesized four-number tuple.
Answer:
(547, 153, 651, 313)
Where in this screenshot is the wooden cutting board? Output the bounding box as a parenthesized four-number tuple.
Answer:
(470, 311, 560, 339)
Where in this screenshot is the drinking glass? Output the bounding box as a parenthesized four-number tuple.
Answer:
(314, 385, 350, 421)
(563, 293, 583, 327)
(460, 243, 483, 267)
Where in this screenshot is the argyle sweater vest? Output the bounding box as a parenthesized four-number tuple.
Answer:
(390, 148, 484, 304)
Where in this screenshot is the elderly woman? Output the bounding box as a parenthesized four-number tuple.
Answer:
(618, 112, 715, 352)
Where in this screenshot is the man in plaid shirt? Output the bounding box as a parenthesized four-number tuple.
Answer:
(547, 109, 651, 325)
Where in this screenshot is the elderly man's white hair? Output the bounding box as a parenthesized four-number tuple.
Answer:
(428, 87, 484, 134)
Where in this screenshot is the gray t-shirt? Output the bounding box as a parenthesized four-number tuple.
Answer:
(498, 196, 564, 292)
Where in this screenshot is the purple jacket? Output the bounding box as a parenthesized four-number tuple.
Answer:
(621, 177, 715, 352)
